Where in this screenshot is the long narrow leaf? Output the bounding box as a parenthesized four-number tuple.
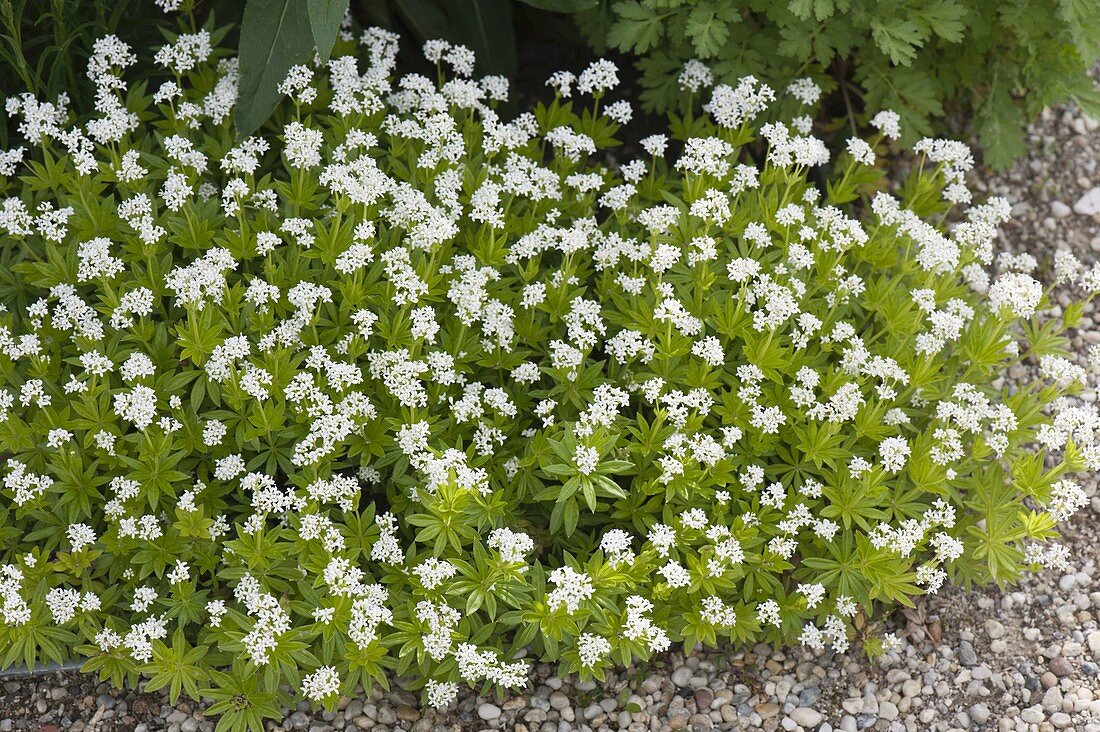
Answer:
(306, 0, 347, 60)
(235, 0, 314, 137)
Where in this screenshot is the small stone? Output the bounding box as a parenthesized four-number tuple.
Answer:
(984, 619, 1005, 639)
(757, 703, 780, 719)
(1075, 188, 1100, 216)
(1052, 201, 1073, 218)
(879, 702, 898, 722)
(1050, 712, 1073, 728)
(1050, 657, 1074, 677)
(375, 707, 397, 726)
(720, 705, 737, 724)
(689, 713, 713, 731)
(694, 689, 714, 710)
(958, 640, 978, 666)
(672, 666, 693, 687)
(478, 704, 502, 721)
(1088, 631, 1100, 656)
(789, 707, 823, 728)
(1042, 671, 1059, 688)
(1021, 706, 1045, 724)
(549, 693, 569, 711)
(901, 680, 922, 698)
(970, 703, 991, 724)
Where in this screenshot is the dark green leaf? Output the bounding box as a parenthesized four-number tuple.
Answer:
(306, 0, 348, 60)
(235, 0, 315, 136)
(517, 0, 597, 11)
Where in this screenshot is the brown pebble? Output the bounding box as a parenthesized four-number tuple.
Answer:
(1049, 657, 1074, 677)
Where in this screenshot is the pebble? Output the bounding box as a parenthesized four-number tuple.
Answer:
(1075, 187, 1100, 215)
(1051, 711, 1073, 728)
(1088, 630, 1100, 656)
(1021, 706, 1045, 724)
(1050, 657, 1074, 677)
(1052, 200, 1072, 218)
(959, 640, 978, 666)
(789, 708, 823, 727)
(477, 703, 501, 721)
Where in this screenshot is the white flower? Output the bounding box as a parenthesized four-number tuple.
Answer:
(67, 524, 96, 551)
(988, 272, 1043, 319)
(786, 77, 821, 105)
(301, 666, 341, 702)
(879, 437, 910, 474)
(846, 137, 875, 166)
(870, 110, 901, 139)
(573, 445, 599, 475)
(577, 633, 612, 667)
(678, 59, 713, 93)
(547, 567, 594, 614)
(284, 122, 324, 169)
(577, 59, 619, 96)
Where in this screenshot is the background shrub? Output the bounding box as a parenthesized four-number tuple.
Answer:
(0, 9, 1095, 730)
(574, 0, 1100, 168)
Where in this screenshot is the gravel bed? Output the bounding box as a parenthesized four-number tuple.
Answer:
(4, 86, 1100, 732)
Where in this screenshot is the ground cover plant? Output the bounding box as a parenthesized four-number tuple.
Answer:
(575, 0, 1100, 168)
(0, 7, 1098, 731)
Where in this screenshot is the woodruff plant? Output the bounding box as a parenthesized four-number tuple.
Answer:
(0, 11, 1096, 731)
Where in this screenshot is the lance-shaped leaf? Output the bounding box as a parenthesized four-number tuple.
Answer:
(235, 0, 314, 137)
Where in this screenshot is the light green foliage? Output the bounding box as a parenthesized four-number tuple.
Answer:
(577, 0, 1100, 168)
(0, 16, 1094, 731)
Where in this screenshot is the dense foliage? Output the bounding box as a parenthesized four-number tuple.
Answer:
(576, 0, 1100, 168)
(0, 11, 1096, 731)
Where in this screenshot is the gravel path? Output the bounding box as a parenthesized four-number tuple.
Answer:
(4, 97, 1100, 732)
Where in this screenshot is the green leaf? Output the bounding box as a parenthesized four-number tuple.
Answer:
(975, 83, 1027, 171)
(869, 18, 924, 66)
(391, 0, 451, 41)
(918, 1, 967, 43)
(445, 0, 517, 77)
(518, 0, 598, 11)
(236, 0, 315, 137)
(306, 0, 348, 60)
(684, 4, 740, 58)
(605, 1, 666, 55)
